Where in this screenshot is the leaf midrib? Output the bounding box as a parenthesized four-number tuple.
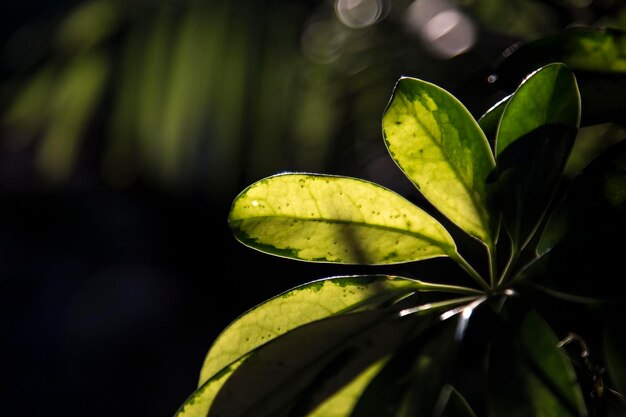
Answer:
(232, 215, 454, 250)
(397, 91, 489, 238)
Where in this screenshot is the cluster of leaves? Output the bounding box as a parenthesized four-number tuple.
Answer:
(175, 27, 626, 417)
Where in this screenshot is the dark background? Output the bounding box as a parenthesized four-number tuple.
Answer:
(1, 1, 625, 416)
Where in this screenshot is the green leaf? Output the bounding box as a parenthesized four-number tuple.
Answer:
(496, 63, 580, 156)
(382, 77, 497, 248)
(228, 173, 458, 264)
(477, 94, 509, 144)
(207, 309, 431, 417)
(307, 358, 389, 417)
(198, 275, 471, 387)
(488, 308, 587, 417)
(174, 356, 247, 417)
(438, 386, 478, 417)
(495, 63, 580, 250)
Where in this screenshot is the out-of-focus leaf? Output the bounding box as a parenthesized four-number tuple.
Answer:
(488, 308, 586, 417)
(537, 139, 626, 299)
(350, 299, 482, 417)
(207, 309, 434, 417)
(382, 77, 497, 249)
(495, 63, 580, 250)
(228, 173, 458, 265)
(491, 27, 626, 126)
(197, 275, 457, 386)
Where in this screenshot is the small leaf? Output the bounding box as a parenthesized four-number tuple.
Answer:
(382, 77, 497, 249)
(488, 308, 587, 417)
(229, 173, 458, 264)
(495, 63, 580, 250)
(477, 94, 509, 144)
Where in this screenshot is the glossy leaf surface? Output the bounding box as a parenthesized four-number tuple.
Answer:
(229, 173, 457, 264)
(382, 77, 497, 248)
(495, 63, 580, 250)
(488, 308, 586, 417)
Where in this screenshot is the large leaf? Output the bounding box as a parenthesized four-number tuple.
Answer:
(495, 63, 580, 251)
(228, 173, 458, 264)
(487, 308, 587, 417)
(490, 27, 626, 126)
(207, 308, 439, 417)
(174, 356, 247, 417)
(382, 77, 497, 249)
(197, 275, 463, 386)
(185, 275, 476, 417)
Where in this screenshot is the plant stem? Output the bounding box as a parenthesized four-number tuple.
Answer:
(487, 242, 497, 288)
(452, 253, 491, 292)
(497, 238, 518, 287)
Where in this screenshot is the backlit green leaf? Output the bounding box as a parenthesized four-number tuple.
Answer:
(228, 173, 457, 264)
(382, 77, 497, 248)
(307, 358, 389, 417)
(207, 309, 425, 417)
(174, 356, 247, 417)
(495, 63, 580, 250)
(198, 275, 473, 387)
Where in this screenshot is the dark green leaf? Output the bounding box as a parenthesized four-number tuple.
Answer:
(488, 309, 587, 417)
(538, 139, 626, 299)
(350, 298, 484, 417)
(495, 63, 580, 250)
(477, 94, 509, 144)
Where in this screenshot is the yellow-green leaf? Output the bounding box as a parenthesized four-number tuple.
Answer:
(197, 275, 453, 386)
(382, 77, 497, 248)
(228, 173, 457, 264)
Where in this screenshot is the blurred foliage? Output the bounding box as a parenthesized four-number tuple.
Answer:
(2, 0, 626, 199)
